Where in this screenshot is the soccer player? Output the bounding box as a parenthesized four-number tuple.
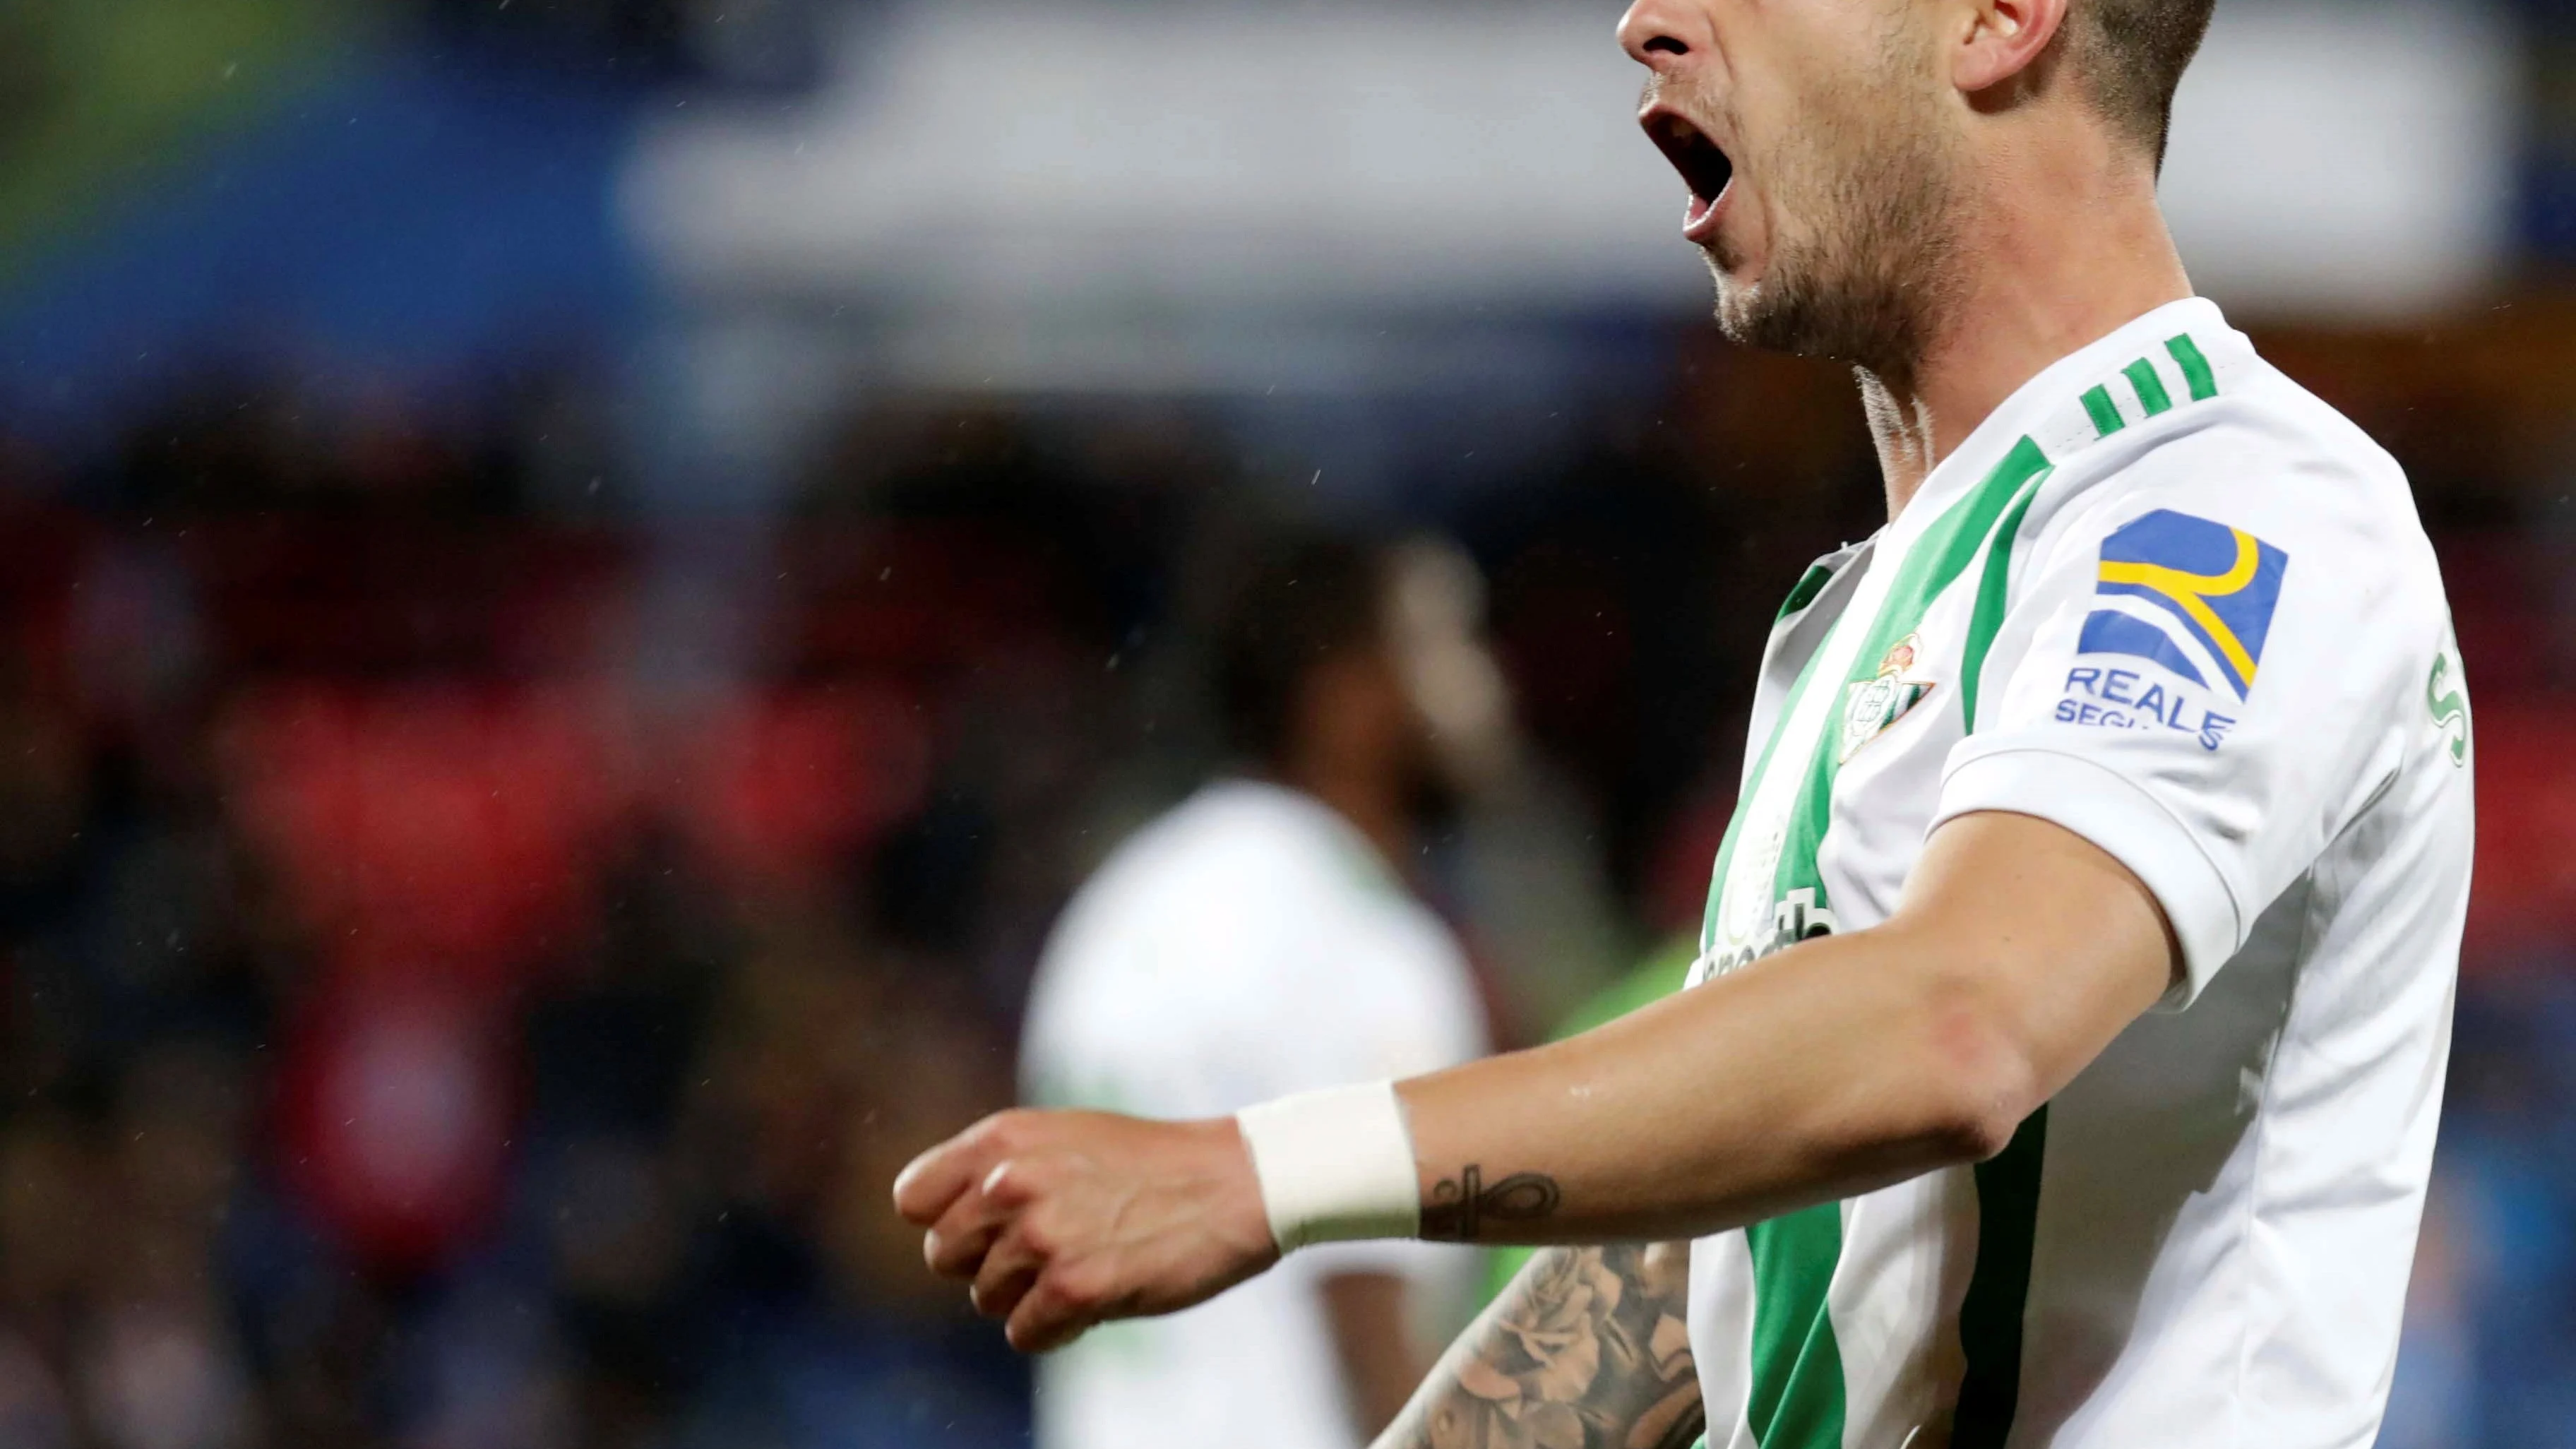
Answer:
(897, 0, 2477, 1443)
(1018, 532, 1499, 1449)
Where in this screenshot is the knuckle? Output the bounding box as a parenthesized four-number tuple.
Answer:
(970, 1110, 1025, 1155)
(985, 1161, 1037, 1208)
(1050, 1261, 1107, 1311)
(1018, 1218, 1055, 1258)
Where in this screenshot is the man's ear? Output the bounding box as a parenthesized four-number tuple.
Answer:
(1950, 0, 2070, 95)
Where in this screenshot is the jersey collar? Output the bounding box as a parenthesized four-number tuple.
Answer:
(1896, 297, 2251, 540)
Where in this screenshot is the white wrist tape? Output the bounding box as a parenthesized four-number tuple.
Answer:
(1235, 1080, 1421, 1253)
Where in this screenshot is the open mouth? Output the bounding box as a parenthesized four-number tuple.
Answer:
(1643, 109, 1734, 234)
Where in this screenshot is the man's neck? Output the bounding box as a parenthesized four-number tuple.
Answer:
(1861, 145, 2193, 521)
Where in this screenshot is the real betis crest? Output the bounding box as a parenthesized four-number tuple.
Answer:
(1839, 632, 1936, 763)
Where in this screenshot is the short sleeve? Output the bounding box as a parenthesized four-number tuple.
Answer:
(1932, 453, 2413, 1008)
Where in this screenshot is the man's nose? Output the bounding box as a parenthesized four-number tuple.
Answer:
(1617, 0, 1706, 67)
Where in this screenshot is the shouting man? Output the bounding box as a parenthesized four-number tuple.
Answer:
(896, 1, 2476, 1445)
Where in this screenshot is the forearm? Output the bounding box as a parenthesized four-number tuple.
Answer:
(1395, 814, 2174, 1247)
(894, 814, 2174, 1352)
(1375, 1244, 1702, 1449)
(1402, 924, 2028, 1246)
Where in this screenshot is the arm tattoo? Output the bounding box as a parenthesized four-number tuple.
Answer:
(1376, 1243, 1703, 1449)
(1420, 1166, 1563, 1244)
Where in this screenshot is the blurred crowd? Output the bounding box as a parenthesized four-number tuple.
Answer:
(0, 347, 1873, 1448)
(0, 377, 1056, 1448)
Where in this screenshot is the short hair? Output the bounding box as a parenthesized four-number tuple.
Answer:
(2069, 0, 2217, 165)
(1212, 532, 1390, 768)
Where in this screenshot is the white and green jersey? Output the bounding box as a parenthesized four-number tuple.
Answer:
(1684, 298, 2472, 1449)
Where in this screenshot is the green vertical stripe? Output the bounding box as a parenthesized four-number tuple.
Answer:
(1951, 468, 2054, 1448)
(2165, 334, 2219, 401)
(2080, 386, 2125, 439)
(1741, 435, 2055, 1449)
(1700, 626, 1845, 953)
(1952, 1109, 2050, 1449)
(1768, 436, 2051, 907)
(1957, 472, 2051, 732)
(1700, 554, 1869, 954)
(1746, 1210, 1847, 1448)
(1775, 561, 1839, 624)
(2122, 358, 2174, 417)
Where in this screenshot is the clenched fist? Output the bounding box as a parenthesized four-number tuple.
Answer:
(891, 1109, 1282, 1352)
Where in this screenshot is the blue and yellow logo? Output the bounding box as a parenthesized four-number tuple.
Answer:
(2076, 510, 2287, 698)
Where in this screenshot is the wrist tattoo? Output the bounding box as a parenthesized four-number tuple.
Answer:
(1419, 1164, 1563, 1243)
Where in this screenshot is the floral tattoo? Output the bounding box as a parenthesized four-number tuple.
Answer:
(1378, 1244, 1702, 1449)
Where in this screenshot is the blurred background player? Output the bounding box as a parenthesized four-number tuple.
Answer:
(1019, 530, 1509, 1449)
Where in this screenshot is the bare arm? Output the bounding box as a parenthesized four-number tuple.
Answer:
(1320, 1272, 1430, 1441)
(1375, 1244, 1702, 1449)
(1398, 811, 2176, 1245)
(895, 811, 2176, 1349)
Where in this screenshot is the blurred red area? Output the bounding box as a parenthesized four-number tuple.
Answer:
(673, 684, 935, 898)
(185, 520, 636, 676)
(0, 494, 1058, 1280)
(2434, 532, 2576, 963)
(2462, 700, 2576, 959)
(275, 974, 517, 1270)
(772, 520, 1064, 676)
(216, 681, 633, 984)
(0, 501, 98, 705)
(208, 650, 954, 999)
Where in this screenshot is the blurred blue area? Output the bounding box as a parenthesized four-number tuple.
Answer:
(0, 38, 643, 453)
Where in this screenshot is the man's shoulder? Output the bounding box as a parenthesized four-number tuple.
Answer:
(2200, 354, 2405, 487)
(1028, 785, 1484, 1074)
(2005, 354, 2450, 728)
(2061, 340, 2382, 470)
(2038, 352, 2425, 573)
(1056, 786, 1306, 929)
(1051, 782, 1427, 962)
(1025, 790, 1325, 1062)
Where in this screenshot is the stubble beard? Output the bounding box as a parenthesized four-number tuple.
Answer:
(1706, 73, 1964, 388)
